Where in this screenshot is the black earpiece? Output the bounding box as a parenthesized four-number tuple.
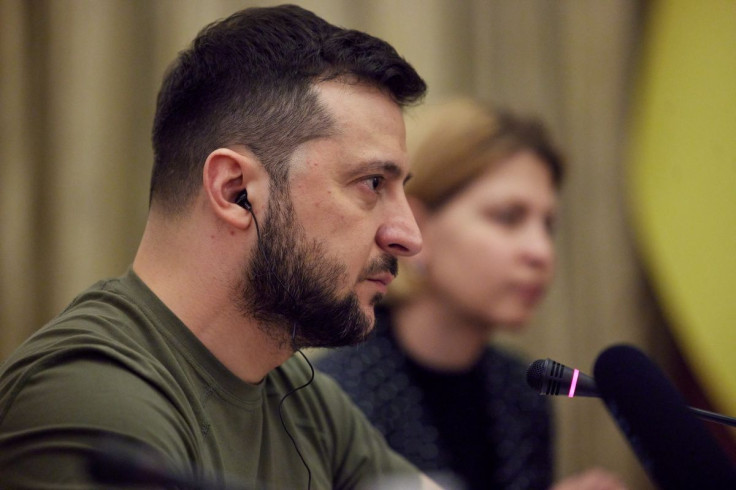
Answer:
(235, 190, 252, 212)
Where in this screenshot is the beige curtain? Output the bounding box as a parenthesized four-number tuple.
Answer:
(1, 0, 658, 487)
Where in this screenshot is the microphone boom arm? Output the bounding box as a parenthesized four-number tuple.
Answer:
(689, 406, 736, 428)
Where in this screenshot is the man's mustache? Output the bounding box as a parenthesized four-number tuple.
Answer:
(360, 254, 398, 280)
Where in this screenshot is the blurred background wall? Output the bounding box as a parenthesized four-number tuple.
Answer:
(1, 1, 733, 488)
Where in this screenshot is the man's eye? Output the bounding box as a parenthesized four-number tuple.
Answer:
(365, 176, 385, 192)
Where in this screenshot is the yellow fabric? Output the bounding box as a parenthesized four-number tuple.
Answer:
(627, 0, 736, 415)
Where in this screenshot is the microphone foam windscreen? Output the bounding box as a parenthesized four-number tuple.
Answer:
(594, 344, 736, 489)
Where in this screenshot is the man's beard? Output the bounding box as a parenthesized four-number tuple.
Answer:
(236, 191, 397, 350)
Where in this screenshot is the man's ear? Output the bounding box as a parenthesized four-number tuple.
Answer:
(202, 147, 267, 229)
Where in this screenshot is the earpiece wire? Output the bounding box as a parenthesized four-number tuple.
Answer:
(249, 206, 314, 490)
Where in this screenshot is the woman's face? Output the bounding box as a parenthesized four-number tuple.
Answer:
(421, 150, 558, 329)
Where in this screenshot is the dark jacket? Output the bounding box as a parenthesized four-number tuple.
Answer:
(316, 307, 553, 490)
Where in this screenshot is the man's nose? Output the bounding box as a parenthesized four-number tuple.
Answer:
(376, 197, 422, 257)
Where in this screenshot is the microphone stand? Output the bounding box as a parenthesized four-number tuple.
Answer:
(689, 407, 736, 428)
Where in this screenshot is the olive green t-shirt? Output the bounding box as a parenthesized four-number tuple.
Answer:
(0, 270, 419, 489)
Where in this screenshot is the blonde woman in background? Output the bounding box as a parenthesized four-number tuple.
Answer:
(317, 98, 626, 490)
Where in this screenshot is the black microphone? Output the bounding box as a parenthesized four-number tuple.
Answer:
(594, 344, 736, 489)
(88, 436, 249, 489)
(526, 358, 599, 397)
(526, 357, 736, 428)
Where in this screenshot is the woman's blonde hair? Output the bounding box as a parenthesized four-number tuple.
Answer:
(388, 97, 565, 302)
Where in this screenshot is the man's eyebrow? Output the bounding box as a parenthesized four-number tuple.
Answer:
(356, 161, 407, 180)
(346, 160, 414, 185)
(380, 162, 412, 185)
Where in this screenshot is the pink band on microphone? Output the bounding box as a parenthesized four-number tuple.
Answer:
(568, 369, 580, 398)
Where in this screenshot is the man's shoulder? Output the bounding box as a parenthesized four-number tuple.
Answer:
(0, 272, 191, 431)
(0, 321, 186, 427)
(3, 281, 154, 375)
(0, 340, 201, 487)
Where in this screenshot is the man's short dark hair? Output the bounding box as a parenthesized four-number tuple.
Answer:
(150, 4, 427, 214)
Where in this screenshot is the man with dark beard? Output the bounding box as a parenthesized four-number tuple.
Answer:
(0, 5, 439, 489)
(239, 182, 397, 349)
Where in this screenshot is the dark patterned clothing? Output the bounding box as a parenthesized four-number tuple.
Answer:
(316, 307, 553, 490)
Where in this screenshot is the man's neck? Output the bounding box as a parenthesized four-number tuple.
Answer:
(132, 213, 292, 383)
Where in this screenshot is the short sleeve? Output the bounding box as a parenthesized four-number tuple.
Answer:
(0, 352, 200, 489)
